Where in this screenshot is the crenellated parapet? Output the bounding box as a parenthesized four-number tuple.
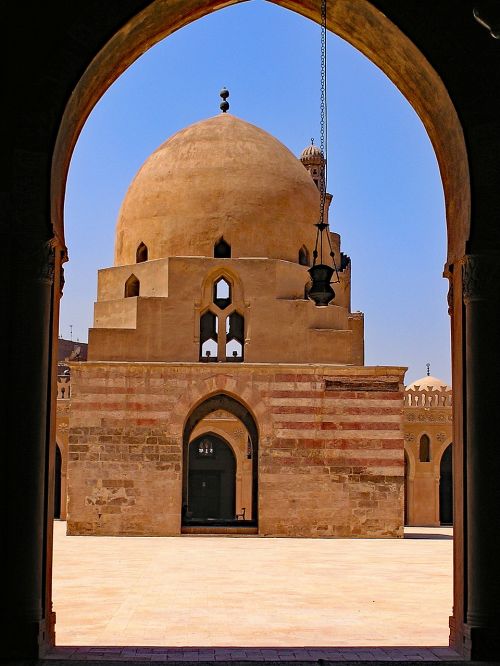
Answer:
(404, 385, 452, 408)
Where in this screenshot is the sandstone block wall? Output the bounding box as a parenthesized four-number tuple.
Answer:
(67, 362, 405, 537)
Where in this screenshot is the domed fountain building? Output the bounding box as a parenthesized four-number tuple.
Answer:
(66, 104, 407, 537)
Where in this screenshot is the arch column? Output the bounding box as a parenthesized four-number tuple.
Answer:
(462, 253, 500, 659)
(3, 229, 63, 657)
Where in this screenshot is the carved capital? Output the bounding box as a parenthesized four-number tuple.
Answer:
(462, 254, 500, 304)
(443, 264, 454, 316)
(13, 233, 68, 290)
(18, 235, 57, 285)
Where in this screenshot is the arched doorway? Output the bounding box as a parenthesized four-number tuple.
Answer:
(182, 393, 258, 527)
(439, 444, 453, 525)
(54, 444, 62, 519)
(186, 433, 236, 521)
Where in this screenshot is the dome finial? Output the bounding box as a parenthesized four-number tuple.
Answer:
(220, 87, 230, 113)
(426, 362, 431, 376)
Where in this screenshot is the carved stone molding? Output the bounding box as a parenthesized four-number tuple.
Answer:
(13, 234, 64, 286)
(462, 254, 500, 303)
(443, 264, 454, 316)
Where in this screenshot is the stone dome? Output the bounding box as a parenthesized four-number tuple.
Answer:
(406, 375, 451, 391)
(114, 113, 320, 265)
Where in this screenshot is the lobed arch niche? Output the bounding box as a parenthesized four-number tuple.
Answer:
(182, 393, 258, 527)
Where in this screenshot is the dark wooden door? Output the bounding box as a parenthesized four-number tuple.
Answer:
(186, 434, 236, 522)
(189, 471, 221, 519)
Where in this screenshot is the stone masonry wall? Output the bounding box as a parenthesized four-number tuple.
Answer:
(67, 362, 405, 537)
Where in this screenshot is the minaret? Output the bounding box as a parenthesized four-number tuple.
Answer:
(300, 140, 332, 222)
(300, 139, 325, 192)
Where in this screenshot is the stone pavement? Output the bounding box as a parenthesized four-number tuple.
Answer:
(50, 522, 457, 660)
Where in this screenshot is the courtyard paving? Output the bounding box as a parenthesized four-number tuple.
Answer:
(52, 522, 454, 653)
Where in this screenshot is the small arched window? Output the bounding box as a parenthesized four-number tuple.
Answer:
(419, 434, 431, 462)
(136, 242, 148, 263)
(124, 274, 140, 298)
(213, 277, 232, 310)
(200, 310, 218, 362)
(226, 311, 244, 362)
(298, 245, 310, 266)
(214, 238, 231, 258)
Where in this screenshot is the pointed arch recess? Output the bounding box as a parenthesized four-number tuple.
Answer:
(182, 393, 259, 525)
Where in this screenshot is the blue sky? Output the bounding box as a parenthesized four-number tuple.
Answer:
(62, 0, 450, 385)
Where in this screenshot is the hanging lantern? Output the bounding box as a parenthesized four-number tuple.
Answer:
(308, 264, 335, 307)
(307, 0, 340, 308)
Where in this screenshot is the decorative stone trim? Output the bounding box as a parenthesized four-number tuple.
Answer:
(462, 254, 500, 303)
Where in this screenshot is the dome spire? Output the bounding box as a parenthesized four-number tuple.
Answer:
(220, 87, 229, 113)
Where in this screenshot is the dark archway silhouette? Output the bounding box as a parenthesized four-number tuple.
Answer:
(298, 245, 309, 266)
(124, 274, 140, 297)
(214, 238, 231, 258)
(440, 444, 453, 525)
(404, 449, 409, 525)
(182, 393, 258, 527)
(419, 434, 431, 462)
(54, 445, 62, 519)
(136, 242, 148, 263)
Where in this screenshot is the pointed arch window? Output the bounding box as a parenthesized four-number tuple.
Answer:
(200, 310, 218, 362)
(226, 311, 244, 361)
(124, 274, 140, 297)
(299, 245, 310, 266)
(136, 242, 148, 263)
(214, 238, 231, 258)
(198, 275, 246, 363)
(213, 277, 232, 310)
(419, 434, 431, 462)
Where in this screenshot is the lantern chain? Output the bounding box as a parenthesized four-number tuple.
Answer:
(319, 0, 327, 228)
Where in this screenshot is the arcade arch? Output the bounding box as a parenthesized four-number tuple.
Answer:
(37, 0, 478, 658)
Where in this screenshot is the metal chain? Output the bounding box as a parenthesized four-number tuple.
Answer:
(312, 0, 340, 281)
(319, 0, 327, 228)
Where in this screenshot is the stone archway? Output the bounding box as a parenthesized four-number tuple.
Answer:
(182, 393, 259, 527)
(48, 0, 471, 653)
(45, 0, 473, 654)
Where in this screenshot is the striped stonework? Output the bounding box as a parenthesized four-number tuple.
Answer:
(67, 363, 405, 537)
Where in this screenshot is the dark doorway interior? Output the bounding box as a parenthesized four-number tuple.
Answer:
(439, 444, 453, 525)
(182, 393, 258, 527)
(404, 450, 409, 525)
(187, 434, 236, 520)
(54, 444, 62, 519)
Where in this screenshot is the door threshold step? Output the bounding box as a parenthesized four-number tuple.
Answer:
(181, 526, 258, 535)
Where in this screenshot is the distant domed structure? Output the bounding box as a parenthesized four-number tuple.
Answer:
(406, 375, 451, 391)
(114, 113, 320, 265)
(65, 103, 408, 541)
